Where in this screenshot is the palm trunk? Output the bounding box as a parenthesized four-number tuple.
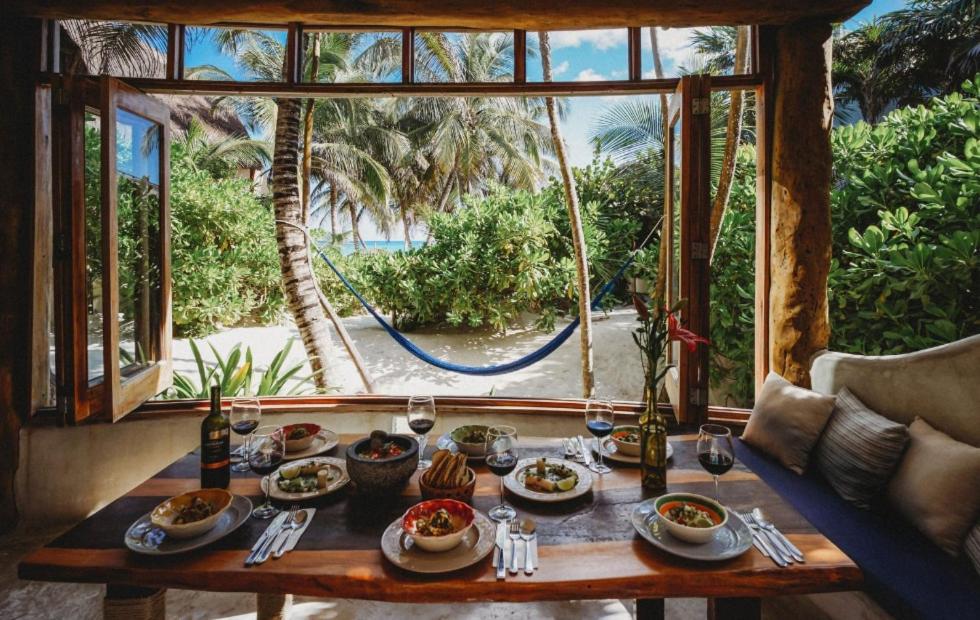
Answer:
(539, 31, 594, 398)
(272, 97, 332, 389)
(329, 185, 338, 238)
(348, 201, 361, 250)
(708, 26, 750, 260)
(649, 27, 671, 305)
(401, 205, 412, 250)
(300, 33, 321, 225)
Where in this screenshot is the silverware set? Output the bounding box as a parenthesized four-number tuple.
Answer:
(738, 507, 804, 567)
(494, 517, 537, 579)
(562, 436, 594, 466)
(245, 505, 315, 566)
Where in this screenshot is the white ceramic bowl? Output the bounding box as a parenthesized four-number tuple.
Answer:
(402, 499, 475, 552)
(448, 425, 489, 458)
(283, 423, 321, 452)
(610, 425, 641, 456)
(150, 489, 233, 539)
(655, 492, 728, 544)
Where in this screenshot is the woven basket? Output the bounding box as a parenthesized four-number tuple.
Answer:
(419, 466, 476, 502)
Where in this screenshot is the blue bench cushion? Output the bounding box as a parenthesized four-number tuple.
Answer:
(735, 438, 980, 619)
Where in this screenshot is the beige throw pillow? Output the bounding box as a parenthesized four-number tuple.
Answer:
(742, 372, 836, 474)
(887, 418, 980, 556)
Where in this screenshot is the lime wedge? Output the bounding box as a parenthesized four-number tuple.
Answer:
(280, 464, 302, 480)
(556, 476, 577, 492)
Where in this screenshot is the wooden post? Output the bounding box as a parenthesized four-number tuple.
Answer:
(104, 585, 165, 620)
(257, 593, 292, 620)
(769, 20, 833, 388)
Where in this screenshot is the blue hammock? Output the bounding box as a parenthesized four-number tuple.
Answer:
(309, 240, 637, 376)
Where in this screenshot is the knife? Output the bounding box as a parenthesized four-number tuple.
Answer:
(495, 520, 508, 580)
(274, 508, 314, 558)
(245, 511, 288, 565)
(577, 436, 593, 466)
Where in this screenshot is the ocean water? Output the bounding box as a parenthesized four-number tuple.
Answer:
(340, 240, 420, 255)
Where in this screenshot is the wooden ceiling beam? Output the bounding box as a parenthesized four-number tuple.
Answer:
(9, 1, 871, 29)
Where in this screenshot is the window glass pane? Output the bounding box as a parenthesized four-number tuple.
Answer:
(61, 20, 167, 78)
(84, 111, 104, 383)
(669, 119, 682, 366)
(641, 26, 752, 78)
(303, 31, 402, 83)
(414, 32, 513, 83)
(527, 30, 628, 82)
(185, 27, 286, 82)
(115, 109, 163, 376)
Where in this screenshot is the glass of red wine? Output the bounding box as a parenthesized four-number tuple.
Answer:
(407, 395, 436, 469)
(484, 425, 518, 522)
(697, 424, 735, 501)
(585, 398, 614, 475)
(230, 397, 261, 473)
(248, 425, 285, 519)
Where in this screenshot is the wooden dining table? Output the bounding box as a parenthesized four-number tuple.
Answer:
(19, 433, 862, 619)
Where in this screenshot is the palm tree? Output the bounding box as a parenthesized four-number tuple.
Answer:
(172, 117, 271, 177)
(538, 31, 594, 398)
(61, 19, 167, 77)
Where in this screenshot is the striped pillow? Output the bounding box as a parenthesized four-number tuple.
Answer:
(965, 522, 980, 577)
(814, 386, 909, 509)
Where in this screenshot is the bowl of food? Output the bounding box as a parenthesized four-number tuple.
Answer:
(655, 493, 728, 544)
(345, 431, 419, 495)
(610, 425, 641, 456)
(448, 425, 489, 458)
(419, 449, 476, 502)
(283, 423, 321, 452)
(150, 488, 233, 539)
(402, 499, 475, 552)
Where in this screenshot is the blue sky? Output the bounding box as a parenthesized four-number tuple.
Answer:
(183, 1, 907, 240)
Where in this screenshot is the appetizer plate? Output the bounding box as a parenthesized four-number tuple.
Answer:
(262, 456, 349, 501)
(593, 437, 673, 465)
(630, 498, 752, 561)
(504, 458, 593, 503)
(283, 429, 340, 461)
(381, 510, 496, 574)
(125, 495, 252, 556)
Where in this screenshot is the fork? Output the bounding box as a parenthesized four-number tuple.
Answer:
(739, 512, 789, 567)
(508, 520, 522, 574)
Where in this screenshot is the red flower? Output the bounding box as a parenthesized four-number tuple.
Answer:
(632, 294, 650, 321)
(667, 311, 710, 352)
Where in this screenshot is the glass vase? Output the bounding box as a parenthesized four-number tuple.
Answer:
(639, 385, 668, 493)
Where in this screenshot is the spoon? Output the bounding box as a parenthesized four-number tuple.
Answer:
(519, 518, 537, 574)
(272, 509, 309, 558)
(752, 507, 804, 562)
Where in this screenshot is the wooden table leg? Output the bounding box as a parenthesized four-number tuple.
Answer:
(103, 585, 165, 620)
(257, 593, 293, 620)
(707, 597, 761, 620)
(635, 598, 665, 620)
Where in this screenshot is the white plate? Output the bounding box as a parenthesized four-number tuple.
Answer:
(630, 498, 753, 561)
(283, 429, 340, 461)
(380, 511, 496, 574)
(125, 495, 252, 555)
(262, 457, 349, 501)
(593, 437, 672, 465)
(504, 458, 593, 503)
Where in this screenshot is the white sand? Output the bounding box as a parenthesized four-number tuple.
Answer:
(171, 308, 646, 400)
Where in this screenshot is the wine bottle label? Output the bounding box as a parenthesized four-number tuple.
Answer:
(206, 428, 229, 441)
(201, 458, 230, 469)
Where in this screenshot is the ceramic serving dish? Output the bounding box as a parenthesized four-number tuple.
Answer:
(448, 425, 489, 457)
(610, 425, 641, 456)
(402, 499, 475, 552)
(283, 423, 322, 452)
(654, 492, 728, 544)
(149, 488, 233, 539)
(345, 433, 419, 495)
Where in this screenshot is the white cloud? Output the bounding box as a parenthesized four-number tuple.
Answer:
(639, 26, 700, 70)
(553, 60, 570, 77)
(575, 68, 607, 82)
(549, 29, 627, 51)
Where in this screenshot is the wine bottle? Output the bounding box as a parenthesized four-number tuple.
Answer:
(639, 386, 668, 493)
(200, 385, 230, 489)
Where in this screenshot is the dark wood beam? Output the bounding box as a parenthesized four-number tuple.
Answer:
(513, 30, 526, 84)
(9, 1, 871, 29)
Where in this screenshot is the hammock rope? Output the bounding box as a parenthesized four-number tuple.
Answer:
(279, 221, 651, 376)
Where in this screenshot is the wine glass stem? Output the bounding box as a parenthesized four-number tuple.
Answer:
(417, 433, 427, 458)
(263, 476, 271, 507)
(597, 439, 604, 468)
(499, 476, 505, 508)
(713, 475, 719, 502)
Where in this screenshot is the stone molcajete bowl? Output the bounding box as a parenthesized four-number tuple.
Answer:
(345, 432, 419, 495)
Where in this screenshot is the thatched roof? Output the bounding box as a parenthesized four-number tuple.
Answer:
(155, 94, 251, 140)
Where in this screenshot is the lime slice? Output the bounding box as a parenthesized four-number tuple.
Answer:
(280, 464, 302, 480)
(556, 476, 577, 492)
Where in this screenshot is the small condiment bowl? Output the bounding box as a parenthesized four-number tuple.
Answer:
(655, 492, 728, 544)
(448, 425, 489, 457)
(402, 499, 475, 552)
(610, 425, 642, 456)
(150, 489, 233, 539)
(283, 423, 322, 452)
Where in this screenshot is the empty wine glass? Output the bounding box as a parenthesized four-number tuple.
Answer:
(230, 397, 261, 473)
(585, 398, 614, 474)
(407, 395, 436, 469)
(248, 425, 285, 519)
(697, 424, 735, 502)
(484, 425, 519, 522)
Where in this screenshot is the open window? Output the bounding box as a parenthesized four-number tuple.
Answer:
(54, 76, 172, 423)
(663, 74, 711, 425)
